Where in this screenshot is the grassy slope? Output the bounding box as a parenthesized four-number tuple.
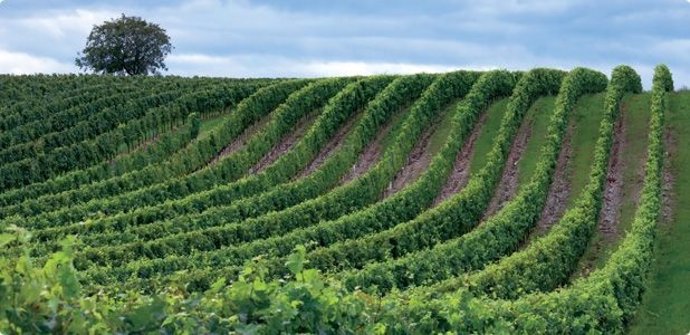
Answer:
(573, 93, 651, 276)
(426, 100, 464, 155)
(464, 96, 555, 192)
(199, 111, 237, 135)
(631, 92, 690, 335)
(566, 93, 607, 207)
(516, 96, 556, 184)
(603, 94, 651, 262)
(468, 98, 509, 174)
(378, 106, 414, 154)
(525, 93, 605, 240)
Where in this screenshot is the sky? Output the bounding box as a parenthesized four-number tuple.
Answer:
(1, 0, 689, 88)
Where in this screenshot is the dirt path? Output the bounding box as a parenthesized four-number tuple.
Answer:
(340, 115, 397, 184)
(433, 112, 488, 206)
(296, 114, 360, 179)
(110, 132, 163, 164)
(382, 122, 439, 198)
(133, 133, 162, 152)
(482, 117, 534, 219)
(249, 112, 317, 174)
(534, 122, 575, 233)
(208, 115, 272, 166)
(661, 126, 677, 224)
(598, 105, 628, 238)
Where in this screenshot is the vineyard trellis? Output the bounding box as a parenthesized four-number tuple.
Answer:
(0, 65, 679, 334)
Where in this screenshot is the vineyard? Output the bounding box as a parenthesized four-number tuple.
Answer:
(0, 65, 686, 333)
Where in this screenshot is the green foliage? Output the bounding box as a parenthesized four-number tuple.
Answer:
(45, 75, 394, 250)
(189, 112, 201, 139)
(0, 229, 378, 334)
(366, 64, 669, 333)
(131, 70, 515, 292)
(0, 66, 675, 333)
(76, 14, 173, 76)
(0, 80, 263, 192)
(328, 69, 569, 293)
(0, 79, 307, 220)
(78, 71, 480, 290)
(457, 66, 635, 299)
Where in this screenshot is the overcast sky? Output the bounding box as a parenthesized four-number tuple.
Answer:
(1, 0, 689, 88)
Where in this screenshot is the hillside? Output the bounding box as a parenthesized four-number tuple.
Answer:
(0, 66, 687, 333)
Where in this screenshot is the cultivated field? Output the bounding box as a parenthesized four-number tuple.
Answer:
(0, 66, 686, 333)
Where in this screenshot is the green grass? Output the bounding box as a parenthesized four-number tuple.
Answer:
(115, 111, 236, 154)
(566, 93, 607, 207)
(524, 93, 606, 241)
(468, 98, 510, 174)
(516, 96, 556, 184)
(603, 94, 651, 261)
(378, 100, 459, 162)
(199, 112, 236, 136)
(426, 100, 463, 155)
(573, 93, 651, 276)
(378, 106, 413, 153)
(630, 92, 690, 335)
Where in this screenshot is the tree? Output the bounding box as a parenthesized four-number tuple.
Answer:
(76, 14, 173, 76)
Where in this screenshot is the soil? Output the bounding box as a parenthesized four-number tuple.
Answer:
(433, 111, 488, 206)
(598, 104, 628, 239)
(249, 112, 317, 174)
(296, 114, 360, 179)
(110, 133, 163, 164)
(661, 125, 677, 224)
(482, 117, 534, 219)
(340, 114, 397, 184)
(135, 133, 162, 152)
(534, 122, 575, 233)
(382, 122, 439, 198)
(208, 114, 272, 166)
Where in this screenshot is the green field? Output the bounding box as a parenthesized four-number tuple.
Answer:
(0, 66, 686, 334)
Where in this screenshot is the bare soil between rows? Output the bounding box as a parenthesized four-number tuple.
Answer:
(661, 125, 677, 224)
(296, 113, 360, 179)
(339, 114, 398, 184)
(598, 103, 631, 239)
(433, 111, 488, 206)
(382, 121, 439, 198)
(577, 101, 646, 277)
(482, 117, 534, 219)
(250, 112, 318, 174)
(208, 114, 272, 166)
(534, 122, 575, 233)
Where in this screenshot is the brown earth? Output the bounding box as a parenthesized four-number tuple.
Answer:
(249, 112, 318, 174)
(134, 133, 162, 152)
(110, 133, 163, 164)
(576, 101, 650, 278)
(482, 117, 534, 219)
(598, 104, 628, 239)
(433, 112, 488, 206)
(661, 125, 677, 224)
(382, 122, 439, 198)
(339, 113, 399, 184)
(208, 114, 273, 166)
(534, 122, 575, 233)
(296, 113, 360, 179)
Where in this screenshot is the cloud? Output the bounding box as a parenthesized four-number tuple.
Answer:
(467, 0, 579, 15)
(0, 0, 689, 88)
(15, 9, 116, 38)
(0, 49, 73, 74)
(167, 53, 458, 77)
(298, 61, 457, 77)
(0, 8, 118, 62)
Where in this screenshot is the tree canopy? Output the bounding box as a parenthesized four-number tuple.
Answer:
(76, 14, 173, 76)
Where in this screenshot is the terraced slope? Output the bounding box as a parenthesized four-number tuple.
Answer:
(0, 66, 686, 334)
